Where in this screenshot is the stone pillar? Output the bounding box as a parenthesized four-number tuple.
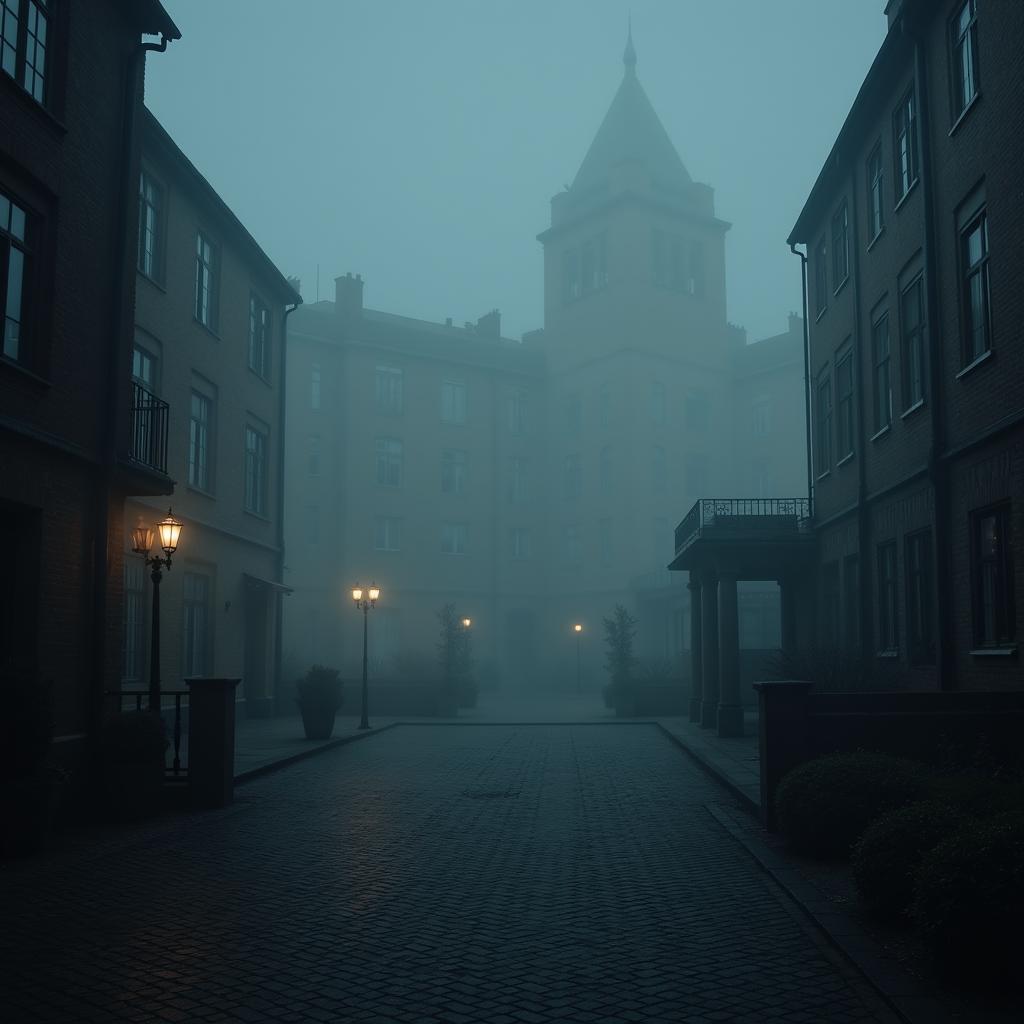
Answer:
(717, 572, 743, 737)
(185, 678, 241, 809)
(779, 576, 798, 655)
(687, 576, 703, 722)
(753, 680, 812, 831)
(700, 573, 719, 728)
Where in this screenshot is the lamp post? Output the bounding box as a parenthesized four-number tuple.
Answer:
(352, 583, 379, 729)
(131, 507, 183, 714)
(573, 623, 583, 693)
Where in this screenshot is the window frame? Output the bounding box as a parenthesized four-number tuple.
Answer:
(137, 169, 165, 284)
(182, 568, 212, 678)
(876, 541, 899, 654)
(830, 201, 849, 292)
(374, 436, 403, 489)
(1, 185, 34, 369)
(441, 521, 468, 556)
(905, 529, 935, 664)
(441, 448, 467, 495)
(194, 230, 219, 332)
(959, 204, 991, 368)
(835, 346, 855, 462)
(373, 515, 402, 552)
(375, 364, 404, 416)
(440, 379, 466, 425)
(970, 503, 1015, 648)
(815, 374, 833, 477)
(243, 423, 269, 516)
(893, 87, 919, 205)
(949, 0, 980, 123)
(247, 292, 271, 380)
(866, 142, 884, 243)
(899, 274, 926, 410)
(187, 388, 214, 493)
(871, 308, 892, 435)
(1, 0, 53, 107)
(814, 237, 828, 318)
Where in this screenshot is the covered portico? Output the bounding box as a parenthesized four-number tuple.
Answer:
(669, 499, 816, 737)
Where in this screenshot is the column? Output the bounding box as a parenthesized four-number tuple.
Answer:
(700, 572, 719, 728)
(185, 677, 241, 809)
(717, 572, 743, 737)
(687, 576, 703, 723)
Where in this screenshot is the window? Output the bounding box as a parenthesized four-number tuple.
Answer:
(651, 381, 667, 426)
(310, 364, 321, 409)
(137, 171, 163, 281)
(121, 557, 145, 683)
(563, 524, 580, 564)
(562, 246, 580, 303)
(1, 0, 51, 105)
(831, 202, 849, 289)
(510, 528, 531, 561)
(194, 232, 218, 330)
(183, 571, 211, 677)
(563, 453, 581, 499)
(375, 437, 402, 488)
(816, 376, 832, 475)
(374, 516, 402, 552)
(877, 542, 898, 653)
(906, 530, 935, 664)
(132, 343, 158, 390)
(599, 518, 612, 566)
(893, 88, 918, 202)
(950, 0, 979, 120)
(441, 380, 466, 424)
(248, 294, 271, 378)
(441, 522, 467, 555)
(306, 434, 320, 477)
(752, 399, 771, 437)
(871, 310, 892, 433)
(900, 276, 925, 408)
(972, 504, 1015, 647)
(843, 554, 860, 651)
(836, 348, 854, 461)
(508, 457, 526, 503)
(188, 391, 213, 491)
(1, 188, 30, 365)
(867, 143, 884, 241)
(814, 237, 828, 317)
(960, 208, 990, 365)
(652, 445, 667, 494)
(508, 389, 526, 434)
(599, 445, 612, 493)
(821, 562, 840, 649)
(375, 365, 403, 415)
(685, 389, 708, 431)
(244, 425, 268, 515)
(441, 449, 466, 494)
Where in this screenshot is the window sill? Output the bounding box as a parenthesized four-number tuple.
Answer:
(816, 470, 831, 482)
(0, 354, 51, 388)
(876, 650, 899, 659)
(870, 424, 891, 443)
(193, 317, 220, 339)
(949, 92, 981, 137)
(243, 508, 272, 523)
(187, 484, 216, 500)
(866, 228, 885, 253)
(832, 275, 850, 299)
(956, 349, 993, 380)
(969, 645, 1017, 658)
(894, 179, 919, 214)
(901, 399, 925, 421)
(137, 270, 167, 294)
(815, 307, 827, 324)
(837, 452, 855, 468)
(247, 366, 273, 388)
(0, 73, 67, 135)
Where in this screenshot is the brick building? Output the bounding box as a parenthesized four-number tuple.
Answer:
(788, 0, 1023, 689)
(283, 36, 807, 691)
(0, 2, 179, 745)
(126, 110, 300, 716)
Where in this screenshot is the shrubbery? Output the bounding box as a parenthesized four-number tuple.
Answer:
(852, 799, 958, 920)
(775, 751, 931, 858)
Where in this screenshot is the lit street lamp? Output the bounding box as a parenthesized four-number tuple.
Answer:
(461, 617, 472, 629)
(352, 583, 380, 729)
(131, 507, 183, 714)
(573, 623, 583, 693)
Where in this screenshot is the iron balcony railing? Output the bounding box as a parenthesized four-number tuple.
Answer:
(674, 498, 813, 553)
(129, 381, 169, 474)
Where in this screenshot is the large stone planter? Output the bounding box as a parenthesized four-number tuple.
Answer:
(299, 703, 337, 740)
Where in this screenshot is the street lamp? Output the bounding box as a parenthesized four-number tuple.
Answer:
(461, 617, 472, 629)
(573, 623, 583, 693)
(131, 507, 183, 714)
(352, 583, 380, 729)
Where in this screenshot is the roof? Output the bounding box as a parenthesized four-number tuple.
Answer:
(141, 109, 300, 305)
(116, 0, 181, 40)
(570, 34, 692, 196)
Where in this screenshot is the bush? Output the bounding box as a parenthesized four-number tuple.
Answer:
(912, 813, 1024, 985)
(295, 665, 343, 710)
(852, 799, 959, 921)
(926, 773, 1024, 820)
(775, 751, 932, 858)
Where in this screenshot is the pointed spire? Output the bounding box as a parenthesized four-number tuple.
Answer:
(623, 17, 636, 75)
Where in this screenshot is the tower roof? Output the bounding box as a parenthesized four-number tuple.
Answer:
(570, 31, 692, 195)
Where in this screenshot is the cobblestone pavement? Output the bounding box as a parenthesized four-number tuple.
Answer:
(2, 725, 899, 1023)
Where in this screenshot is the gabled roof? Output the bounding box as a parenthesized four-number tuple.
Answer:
(571, 31, 692, 195)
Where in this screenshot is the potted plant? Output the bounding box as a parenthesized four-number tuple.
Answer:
(296, 665, 343, 739)
(97, 711, 168, 821)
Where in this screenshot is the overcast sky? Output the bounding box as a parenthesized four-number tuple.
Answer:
(145, 1, 886, 342)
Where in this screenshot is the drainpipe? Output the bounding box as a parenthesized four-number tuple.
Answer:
(789, 244, 814, 512)
(273, 296, 302, 713)
(90, 31, 172, 741)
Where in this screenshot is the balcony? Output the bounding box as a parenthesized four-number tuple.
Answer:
(129, 381, 169, 475)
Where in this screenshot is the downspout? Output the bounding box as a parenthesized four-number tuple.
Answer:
(912, 27, 951, 689)
(789, 243, 814, 512)
(91, 31, 172, 740)
(273, 295, 302, 713)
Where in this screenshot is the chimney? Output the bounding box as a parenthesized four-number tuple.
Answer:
(476, 309, 501, 338)
(335, 273, 363, 322)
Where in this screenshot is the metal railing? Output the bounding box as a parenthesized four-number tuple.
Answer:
(674, 498, 813, 553)
(107, 690, 189, 778)
(129, 381, 170, 474)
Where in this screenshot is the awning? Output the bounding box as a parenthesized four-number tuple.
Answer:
(243, 573, 293, 595)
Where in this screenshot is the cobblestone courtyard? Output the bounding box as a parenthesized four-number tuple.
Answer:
(2, 725, 899, 1023)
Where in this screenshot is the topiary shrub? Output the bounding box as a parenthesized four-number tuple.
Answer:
(852, 799, 960, 921)
(912, 813, 1024, 986)
(775, 751, 932, 859)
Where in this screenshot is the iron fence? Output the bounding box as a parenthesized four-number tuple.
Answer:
(129, 381, 169, 474)
(107, 690, 189, 778)
(674, 497, 813, 552)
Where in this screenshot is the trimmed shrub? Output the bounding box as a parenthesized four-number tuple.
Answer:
(852, 799, 960, 921)
(926, 773, 1024, 820)
(913, 813, 1024, 985)
(775, 751, 932, 859)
